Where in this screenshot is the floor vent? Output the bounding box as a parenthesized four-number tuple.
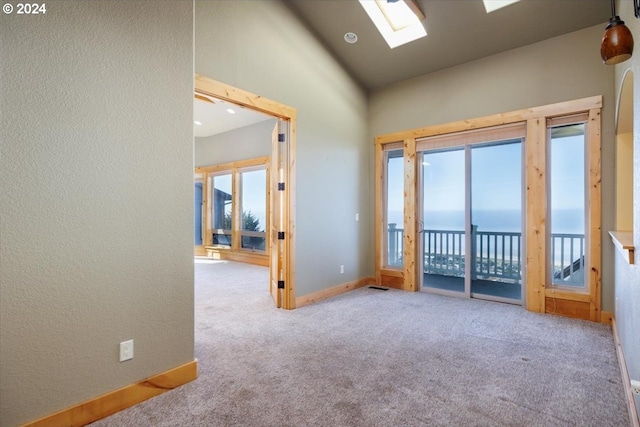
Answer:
(368, 286, 389, 291)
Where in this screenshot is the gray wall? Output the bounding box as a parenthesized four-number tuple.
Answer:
(369, 25, 617, 311)
(0, 2, 194, 426)
(195, 119, 277, 167)
(195, 0, 371, 296)
(613, 0, 640, 416)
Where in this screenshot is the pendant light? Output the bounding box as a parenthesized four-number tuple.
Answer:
(600, 0, 634, 65)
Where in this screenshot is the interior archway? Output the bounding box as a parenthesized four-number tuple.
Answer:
(615, 70, 634, 231)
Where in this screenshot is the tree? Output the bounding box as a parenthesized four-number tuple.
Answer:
(222, 210, 265, 250)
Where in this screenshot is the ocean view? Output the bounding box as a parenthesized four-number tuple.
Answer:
(387, 208, 585, 235)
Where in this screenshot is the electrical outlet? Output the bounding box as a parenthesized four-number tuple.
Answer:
(631, 379, 640, 395)
(340, 265, 345, 274)
(119, 340, 134, 362)
(355, 213, 359, 222)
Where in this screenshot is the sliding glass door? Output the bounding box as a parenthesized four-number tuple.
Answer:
(422, 148, 466, 295)
(470, 142, 522, 301)
(420, 140, 523, 304)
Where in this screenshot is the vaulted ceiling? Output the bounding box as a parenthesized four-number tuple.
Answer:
(285, 0, 611, 91)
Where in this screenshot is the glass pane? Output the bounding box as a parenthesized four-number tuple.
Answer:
(240, 169, 267, 252)
(195, 182, 203, 246)
(422, 149, 465, 293)
(385, 149, 404, 267)
(212, 174, 232, 247)
(471, 141, 522, 300)
(550, 124, 586, 288)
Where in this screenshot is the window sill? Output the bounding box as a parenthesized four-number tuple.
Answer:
(609, 231, 635, 265)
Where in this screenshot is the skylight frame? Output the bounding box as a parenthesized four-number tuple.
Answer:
(483, 0, 522, 14)
(359, 0, 427, 49)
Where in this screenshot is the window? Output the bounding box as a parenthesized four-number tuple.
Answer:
(211, 173, 233, 248)
(195, 180, 203, 246)
(384, 147, 404, 268)
(240, 168, 267, 252)
(374, 96, 602, 321)
(548, 122, 587, 289)
(195, 157, 270, 264)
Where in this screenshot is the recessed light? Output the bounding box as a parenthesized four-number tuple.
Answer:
(344, 32, 358, 44)
(226, 108, 236, 114)
(194, 120, 202, 126)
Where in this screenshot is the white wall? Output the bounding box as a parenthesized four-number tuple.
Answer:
(195, 120, 276, 167)
(195, 0, 371, 296)
(0, 2, 194, 426)
(369, 25, 617, 311)
(613, 0, 640, 416)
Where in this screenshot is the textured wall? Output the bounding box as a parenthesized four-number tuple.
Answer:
(195, 1, 371, 296)
(0, 2, 194, 426)
(613, 0, 640, 416)
(369, 25, 617, 311)
(195, 120, 276, 167)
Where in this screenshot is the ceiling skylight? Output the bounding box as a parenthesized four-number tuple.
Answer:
(483, 0, 521, 13)
(359, 0, 426, 49)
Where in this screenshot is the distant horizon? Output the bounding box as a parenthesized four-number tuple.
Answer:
(387, 208, 585, 235)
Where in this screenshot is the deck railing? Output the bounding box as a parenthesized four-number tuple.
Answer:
(387, 225, 584, 284)
(551, 233, 585, 285)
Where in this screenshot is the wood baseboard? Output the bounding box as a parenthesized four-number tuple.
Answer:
(295, 276, 375, 308)
(612, 317, 640, 427)
(600, 310, 613, 326)
(205, 247, 269, 267)
(21, 360, 198, 427)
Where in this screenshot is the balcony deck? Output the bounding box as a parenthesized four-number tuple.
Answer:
(423, 273, 521, 300)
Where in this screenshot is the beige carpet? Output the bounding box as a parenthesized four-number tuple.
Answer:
(90, 259, 629, 426)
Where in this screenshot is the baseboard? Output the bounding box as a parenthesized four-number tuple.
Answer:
(295, 276, 375, 308)
(612, 317, 640, 427)
(600, 310, 613, 325)
(21, 359, 198, 427)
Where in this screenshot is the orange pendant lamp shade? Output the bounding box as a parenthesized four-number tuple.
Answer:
(601, 17, 634, 64)
(600, 0, 634, 65)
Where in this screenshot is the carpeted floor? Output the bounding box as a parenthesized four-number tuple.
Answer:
(91, 259, 629, 426)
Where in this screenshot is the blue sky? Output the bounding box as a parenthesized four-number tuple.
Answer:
(387, 130, 585, 233)
(213, 169, 267, 231)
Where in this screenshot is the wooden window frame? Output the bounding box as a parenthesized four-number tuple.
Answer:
(196, 157, 270, 267)
(374, 96, 602, 321)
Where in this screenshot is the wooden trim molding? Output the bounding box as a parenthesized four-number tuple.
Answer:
(195, 156, 269, 175)
(587, 108, 602, 322)
(375, 96, 602, 144)
(610, 231, 636, 265)
(600, 310, 613, 326)
(205, 247, 269, 267)
(295, 277, 375, 308)
(21, 360, 197, 427)
(195, 74, 297, 120)
(196, 75, 297, 309)
(373, 96, 603, 322)
(525, 117, 547, 314)
(612, 317, 640, 427)
(403, 138, 417, 292)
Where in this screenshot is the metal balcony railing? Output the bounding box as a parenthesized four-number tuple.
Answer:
(386, 225, 585, 285)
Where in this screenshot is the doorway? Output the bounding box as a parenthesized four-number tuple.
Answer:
(194, 75, 297, 309)
(419, 139, 524, 305)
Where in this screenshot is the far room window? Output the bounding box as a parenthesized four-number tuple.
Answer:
(211, 173, 233, 248)
(240, 167, 267, 252)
